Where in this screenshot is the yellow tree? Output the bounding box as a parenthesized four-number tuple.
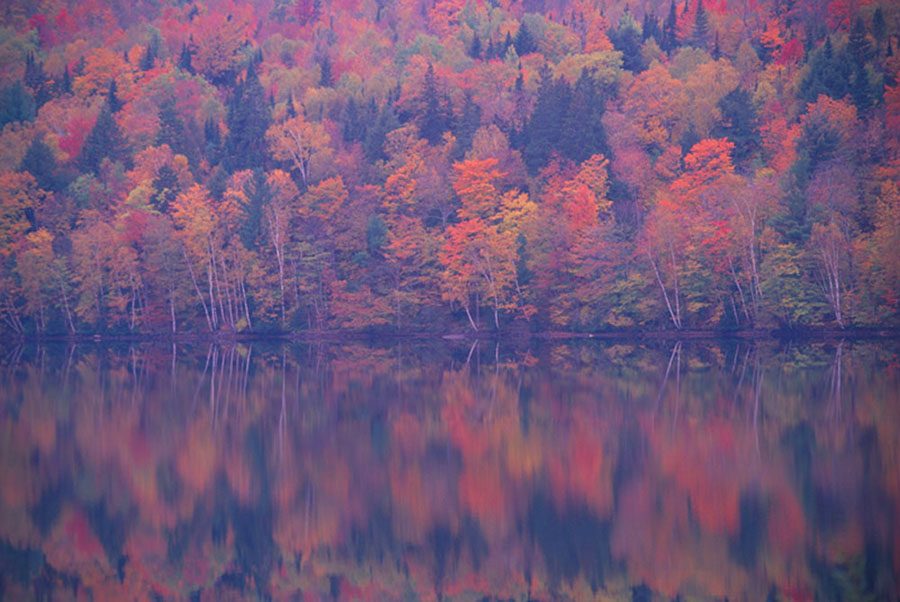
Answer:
(266, 114, 332, 188)
(440, 158, 529, 330)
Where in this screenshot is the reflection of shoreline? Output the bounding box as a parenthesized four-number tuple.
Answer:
(4, 325, 900, 345)
(0, 341, 897, 600)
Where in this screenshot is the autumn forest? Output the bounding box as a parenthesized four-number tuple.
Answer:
(2, 0, 900, 336)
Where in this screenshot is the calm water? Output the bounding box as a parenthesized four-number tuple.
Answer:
(0, 339, 898, 601)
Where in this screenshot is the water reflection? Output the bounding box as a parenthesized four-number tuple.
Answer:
(1, 339, 898, 600)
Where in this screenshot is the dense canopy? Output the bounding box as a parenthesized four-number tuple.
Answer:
(1, 0, 899, 335)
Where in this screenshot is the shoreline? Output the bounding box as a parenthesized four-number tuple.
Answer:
(3, 326, 900, 345)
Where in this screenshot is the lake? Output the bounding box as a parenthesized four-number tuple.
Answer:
(0, 339, 898, 600)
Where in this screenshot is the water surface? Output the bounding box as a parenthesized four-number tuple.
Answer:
(1, 339, 898, 600)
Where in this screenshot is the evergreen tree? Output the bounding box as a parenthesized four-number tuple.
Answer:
(418, 63, 450, 145)
(851, 61, 873, 112)
(80, 105, 130, 173)
(0, 81, 35, 128)
(610, 8, 645, 72)
(799, 38, 853, 103)
(106, 79, 122, 113)
(691, 0, 710, 48)
(470, 32, 482, 59)
(20, 135, 62, 192)
(24, 53, 51, 108)
(319, 56, 333, 87)
(662, 0, 680, 53)
(239, 169, 271, 249)
(452, 92, 482, 159)
(365, 103, 400, 162)
(713, 31, 721, 59)
(139, 38, 158, 71)
(59, 66, 72, 95)
(560, 69, 608, 163)
(204, 118, 222, 165)
(156, 97, 190, 160)
(225, 63, 271, 170)
(642, 13, 661, 42)
(523, 65, 571, 172)
(713, 88, 760, 169)
(178, 43, 194, 74)
(513, 22, 538, 56)
(872, 8, 886, 47)
(848, 16, 873, 66)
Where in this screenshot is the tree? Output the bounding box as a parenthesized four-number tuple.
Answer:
(266, 113, 332, 188)
(440, 158, 529, 330)
(690, 0, 710, 48)
(225, 64, 271, 171)
(80, 105, 130, 174)
(418, 64, 451, 146)
(0, 82, 35, 128)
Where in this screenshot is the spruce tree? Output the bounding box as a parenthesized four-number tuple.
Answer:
(156, 97, 190, 160)
(418, 63, 449, 145)
(523, 65, 571, 172)
(20, 135, 61, 192)
(851, 61, 872, 111)
(560, 69, 608, 163)
(178, 43, 194, 74)
(470, 32, 482, 59)
(80, 104, 129, 173)
(452, 92, 482, 159)
(691, 0, 710, 48)
(662, 0, 680, 53)
(513, 22, 537, 56)
(0, 81, 35, 128)
(225, 62, 271, 170)
(713, 88, 760, 169)
(106, 79, 122, 113)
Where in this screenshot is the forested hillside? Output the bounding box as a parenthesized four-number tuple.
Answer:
(1, 0, 899, 335)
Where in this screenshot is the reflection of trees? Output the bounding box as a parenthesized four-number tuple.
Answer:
(0, 340, 898, 599)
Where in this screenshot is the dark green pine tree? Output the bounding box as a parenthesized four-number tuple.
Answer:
(662, 0, 680, 54)
(522, 65, 571, 172)
(0, 81, 35, 128)
(452, 92, 482, 159)
(503, 31, 514, 55)
(848, 16, 874, 66)
(513, 22, 538, 56)
(560, 69, 608, 164)
(799, 37, 853, 103)
(610, 8, 645, 72)
(80, 104, 130, 174)
(712, 88, 760, 169)
(204, 117, 222, 166)
(139, 36, 159, 71)
(713, 31, 721, 59)
(872, 8, 886, 48)
(151, 163, 180, 213)
(417, 63, 450, 145)
(365, 102, 400, 162)
(642, 13, 661, 42)
(239, 169, 271, 249)
(24, 53, 51, 108)
(106, 79, 122, 113)
(178, 43, 195, 74)
(156, 97, 192, 161)
(225, 62, 271, 171)
(469, 32, 482, 59)
(319, 55, 333, 87)
(690, 0, 710, 49)
(19, 135, 62, 192)
(59, 66, 72, 95)
(851, 61, 873, 112)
